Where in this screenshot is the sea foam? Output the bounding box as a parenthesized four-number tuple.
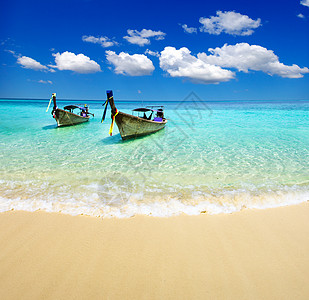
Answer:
(0, 179, 308, 217)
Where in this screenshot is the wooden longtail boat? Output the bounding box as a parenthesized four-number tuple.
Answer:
(102, 90, 167, 140)
(47, 93, 93, 127)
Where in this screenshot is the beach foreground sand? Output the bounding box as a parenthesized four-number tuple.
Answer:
(0, 203, 309, 299)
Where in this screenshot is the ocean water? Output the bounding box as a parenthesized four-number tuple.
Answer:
(0, 96, 308, 217)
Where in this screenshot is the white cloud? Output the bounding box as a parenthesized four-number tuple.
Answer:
(297, 13, 305, 18)
(38, 80, 52, 84)
(17, 56, 48, 71)
(145, 49, 160, 57)
(82, 35, 118, 47)
(123, 29, 166, 46)
(199, 11, 261, 36)
(301, 0, 309, 7)
(159, 46, 235, 84)
(158, 44, 309, 84)
(106, 51, 155, 76)
(198, 43, 309, 78)
(6, 49, 17, 57)
(50, 51, 101, 73)
(181, 24, 197, 34)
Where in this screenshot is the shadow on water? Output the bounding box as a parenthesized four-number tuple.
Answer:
(123, 129, 167, 143)
(42, 122, 89, 131)
(101, 127, 166, 145)
(101, 134, 123, 145)
(42, 124, 57, 130)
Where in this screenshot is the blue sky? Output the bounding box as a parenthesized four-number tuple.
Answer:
(0, 0, 309, 101)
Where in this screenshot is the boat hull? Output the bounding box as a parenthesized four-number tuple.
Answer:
(53, 108, 90, 127)
(115, 111, 167, 140)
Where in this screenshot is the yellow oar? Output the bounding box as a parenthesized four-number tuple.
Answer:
(46, 96, 53, 112)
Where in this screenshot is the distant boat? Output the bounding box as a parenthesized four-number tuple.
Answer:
(47, 93, 94, 127)
(102, 90, 167, 140)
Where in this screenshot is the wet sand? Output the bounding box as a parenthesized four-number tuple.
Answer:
(0, 202, 309, 299)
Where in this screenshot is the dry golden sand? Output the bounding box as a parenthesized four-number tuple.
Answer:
(0, 202, 309, 300)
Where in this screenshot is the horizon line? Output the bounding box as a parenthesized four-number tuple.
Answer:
(1, 97, 309, 102)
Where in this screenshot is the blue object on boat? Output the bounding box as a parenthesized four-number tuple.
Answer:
(106, 90, 113, 98)
(153, 117, 162, 122)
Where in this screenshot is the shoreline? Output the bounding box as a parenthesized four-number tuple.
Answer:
(1, 202, 309, 299)
(1, 191, 308, 218)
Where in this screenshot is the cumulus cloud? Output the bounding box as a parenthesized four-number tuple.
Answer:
(106, 51, 155, 76)
(17, 56, 48, 71)
(82, 35, 118, 47)
(301, 0, 309, 7)
(50, 51, 101, 73)
(158, 44, 309, 84)
(159, 46, 235, 84)
(123, 29, 166, 46)
(297, 13, 305, 18)
(199, 11, 261, 36)
(181, 24, 197, 34)
(198, 43, 309, 78)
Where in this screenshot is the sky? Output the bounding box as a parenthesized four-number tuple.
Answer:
(0, 0, 309, 101)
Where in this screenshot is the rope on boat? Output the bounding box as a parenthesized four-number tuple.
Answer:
(65, 111, 75, 126)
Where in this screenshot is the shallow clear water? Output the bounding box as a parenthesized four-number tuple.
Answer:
(0, 97, 308, 217)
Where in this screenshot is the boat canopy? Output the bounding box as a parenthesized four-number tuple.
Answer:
(132, 108, 153, 112)
(64, 105, 80, 110)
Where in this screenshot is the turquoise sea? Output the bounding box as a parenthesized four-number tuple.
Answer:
(0, 96, 308, 217)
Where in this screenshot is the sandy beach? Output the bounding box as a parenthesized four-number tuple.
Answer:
(0, 203, 309, 299)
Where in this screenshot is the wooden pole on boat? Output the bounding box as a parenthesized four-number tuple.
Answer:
(52, 93, 57, 109)
(101, 100, 108, 123)
(106, 90, 117, 115)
